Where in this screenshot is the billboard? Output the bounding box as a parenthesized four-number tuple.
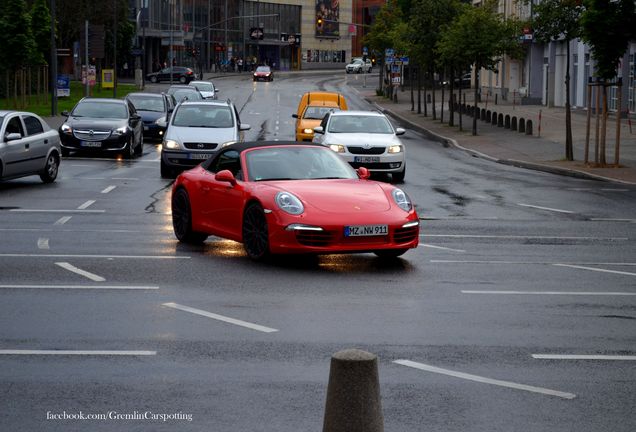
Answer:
(316, 0, 340, 38)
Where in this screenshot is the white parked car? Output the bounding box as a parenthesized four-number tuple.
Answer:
(0, 110, 61, 183)
(189, 80, 219, 99)
(312, 110, 406, 182)
(346, 58, 372, 74)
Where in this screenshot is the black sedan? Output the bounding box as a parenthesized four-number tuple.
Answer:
(146, 66, 196, 84)
(125, 92, 176, 142)
(58, 98, 144, 158)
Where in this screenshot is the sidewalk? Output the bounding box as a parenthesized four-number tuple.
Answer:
(353, 84, 636, 185)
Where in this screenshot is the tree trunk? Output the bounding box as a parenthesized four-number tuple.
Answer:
(417, 65, 422, 114)
(600, 84, 607, 166)
(565, 40, 573, 161)
(410, 65, 414, 111)
(449, 69, 455, 127)
(431, 68, 437, 120)
(440, 70, 445, 124)
(472, 68, 479, 135)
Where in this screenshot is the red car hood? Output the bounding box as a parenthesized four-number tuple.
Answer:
(265, 179, 392, 213)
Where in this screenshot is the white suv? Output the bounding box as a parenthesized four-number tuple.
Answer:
(345, 58, 372, 74)
(312, 110, 406, 182)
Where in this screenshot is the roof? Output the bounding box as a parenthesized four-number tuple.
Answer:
(179, 100, 230, 107)
(78, 97, 126, 104)
(125, 92, 164, 98)
(329, 110, 384, 117)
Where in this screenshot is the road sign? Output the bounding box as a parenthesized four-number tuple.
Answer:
(400, 56, 409, 65)
(363, 46, 368, 55)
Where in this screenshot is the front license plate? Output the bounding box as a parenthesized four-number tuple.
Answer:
(143, 126, 149, 131)
(354, 156, 380, 163)
(80, 141, 101, 148)
(344, 224, 388, 237)
(190, 153, 210, 160)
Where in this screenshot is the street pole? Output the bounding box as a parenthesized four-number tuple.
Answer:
(113, 0, 117, 98)
(207, 0, 211, 71)
(170, 0, 173, 83)
(224, 0, 228, 67)
(142, 1, 146, 90)
(50, 0, 57, 116)
(85, 20, 89, 97)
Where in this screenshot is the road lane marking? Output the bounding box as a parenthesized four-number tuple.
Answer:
(55, 262, 106, 282)
(461, 290, 636, 296)
(0, 228, 139, 233)
(590, 218, 636, 222)
(54, 216, 72, 225)
(37, 238, 50, 250)
(517, 203, 574, 214)
(422, 234, 628, 241)
(0, 284, 158, 290)
(554, 263, 636, 277)
(568, 188, 630, 192)
(0, 350, 155, 356)
(532, 354, 636, 360)
(394, 359, 576, 399)
(419, 244, 466, 253)
(111, 177, 139, 180)
(9, 209, 105, 213)
(77, 200, 96, 210)
(162, 302, 278, 333)
(101, 185, 117, 194)
(0, 254, 189, 259)
(431, 260, 636, 265)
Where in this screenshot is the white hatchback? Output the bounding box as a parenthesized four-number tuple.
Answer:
(345, 58, 372, 74)
(312, 110, 406, 182)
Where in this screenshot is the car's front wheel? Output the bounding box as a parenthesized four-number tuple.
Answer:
(39, 152, 59, 183)
(172, 188, 208, 244)
(392, 167, 406, 183)
(123, 137, 135, 159)
(150, 75, 158, 83)
(179, 76, 187, 84)
(134, 133, 143, 156)
(242, 202, 270, 260)
(160, 159, 175, 179)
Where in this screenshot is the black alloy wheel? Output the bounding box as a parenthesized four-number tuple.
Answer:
(172, 188, 208, 244)
(392, 167, 406, 183)
(39, 152, 59, 183)
(124, 137, 135, 159)
(179, 76, 186, 84)
(242, 202, 270, 260)
(374, 248, 408, 259)
(150, 75, 158, 83)
(160, 159, 175, 179)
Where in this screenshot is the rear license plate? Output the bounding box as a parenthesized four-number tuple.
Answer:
(354, 156, 380, 163)
(80, 141, 101, 148)
(190, 153, 210, 160)
(344, 224, 388, 237)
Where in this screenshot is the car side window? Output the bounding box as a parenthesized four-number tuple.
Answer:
(22, 115, 44, 136)
(5, 116, 25, 137)
(207, 150, 242, 179)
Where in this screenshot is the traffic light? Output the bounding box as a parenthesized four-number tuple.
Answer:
(317, 17, 323, 31)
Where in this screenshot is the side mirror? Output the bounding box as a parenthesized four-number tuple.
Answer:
(5, 132, 22, 142)
(61, 111, 69, 117)
(239, 123, 251, 131)
(214, 88, 220, 93)
(395, 127, 406, 136)
(215, 169, 237, 186)
(292, 114, 298, 119)
(356, 167, 370, 179)
(313, 126, 324, 134)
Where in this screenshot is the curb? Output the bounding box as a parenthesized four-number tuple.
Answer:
(356, 91, 635, 186)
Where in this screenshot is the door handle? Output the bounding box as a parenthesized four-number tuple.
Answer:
(44, 139, 48, 144)
(25, 143, 30, 149)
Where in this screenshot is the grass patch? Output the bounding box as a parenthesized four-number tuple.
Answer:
(0, 81, 139, 117)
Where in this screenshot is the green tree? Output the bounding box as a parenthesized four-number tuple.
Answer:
(0, 0, 37, 70)
(437, 0, 522, 135)
(580, 0, 636, 165)
(30, 0, 52, 65)
(530, 0, 582, 161)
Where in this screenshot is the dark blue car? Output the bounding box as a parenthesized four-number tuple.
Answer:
(124, 92, 176, 142)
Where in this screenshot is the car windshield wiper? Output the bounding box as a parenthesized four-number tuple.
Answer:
(311, 176, 346, 180)
(255, 177, 293, 181)
(189, 125, 219, 128)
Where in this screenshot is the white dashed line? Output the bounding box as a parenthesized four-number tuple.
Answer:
(77, 200, 96, 210)
(0, 254, 189, 259)
(0, 350, 156, 356)
(37, 238, 50, 249)
(461, 290, 636, 296)
(10, 209, 104, 213)
(0, 285, 158, 290)
(431, 260, 636, 265)
(422, 235, 627, 241)
(55, 262, 106, 282)
(532, 354, 636, 361)
(101, 185, 117, 194)
(54, 216, 72, 225)
(162, 302, 279, 333)
(419, 244, 466, 253)
(590, 218, 636, 222)
(111, 177, 139, 180)
(394, 360, 576, 399)
(553, 263, 636, 277)
(517, 203, 574, 214)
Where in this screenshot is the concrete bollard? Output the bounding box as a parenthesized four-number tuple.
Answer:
(519, 118, 526, 133)
(323, 349, 384, 432)
(491, 111, 497, 125)
(511, 116, 517, 131)
(505, 114, 511, 129)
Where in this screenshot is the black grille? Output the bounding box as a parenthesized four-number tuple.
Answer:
(393, 226, 418, 243)
(183, 142, 218, 150)
(347, 146, 386, 155)
(296, 231, 333, 247)
(349, 162, 402, 169)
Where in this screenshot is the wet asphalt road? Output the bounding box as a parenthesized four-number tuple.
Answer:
(0, 72, 635, 432)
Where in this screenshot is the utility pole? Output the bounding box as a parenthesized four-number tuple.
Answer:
(113, 0, 117, 98)
(170, 0, 173, 83)
(50, 0, 57, 116)
(85, 20, 89, 97)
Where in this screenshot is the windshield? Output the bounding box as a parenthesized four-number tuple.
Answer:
(246, 146, 357, 182)
(71, 101, 128, 119)
(172, 105, 234, 128)
(302, 106, 339, 120)
(327, 115, 394, 134)
(192, 82, 214, 92)
(170, 89, 202, 102)
(127, 96, 165, 112)
(256, 66, 270, 73)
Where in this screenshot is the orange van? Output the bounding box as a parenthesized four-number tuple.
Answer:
(292, 92, 348, 141)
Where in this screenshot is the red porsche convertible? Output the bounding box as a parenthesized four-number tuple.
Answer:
(171, 141, 420, 260)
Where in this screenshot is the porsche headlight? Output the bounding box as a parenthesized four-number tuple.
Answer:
(328, 144, 345, 153)
(113, 126, 128, 136)
(392, 188, 412, 212)
(388, 144, 403, 153)
(155, 116, 167, 127)
(303, 128, 313, 134)
(163, 139, 179, 149)
(275, 191, 304, 215)
(60, 124, 72, 134)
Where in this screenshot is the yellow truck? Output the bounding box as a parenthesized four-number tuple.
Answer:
(292, 92, 348, 141)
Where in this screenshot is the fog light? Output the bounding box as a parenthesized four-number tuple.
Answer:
(389, 162, 401, 168)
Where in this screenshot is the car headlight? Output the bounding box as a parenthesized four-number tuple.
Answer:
(392, 188, 412, 212)
(303, 128, 313, 134)
(163, 139, 179, 149)
(275, 191, 304, 215)
(155, 116, 167, 127)
(388, 144, 403, 153)
(113, 126, 128, 136)
(60, 124, 72, 134)
(328, 144, 345, 153)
